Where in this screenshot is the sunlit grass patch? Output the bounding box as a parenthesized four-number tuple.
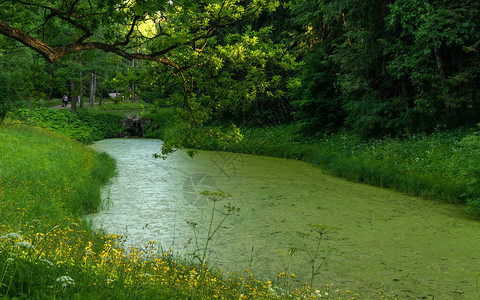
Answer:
(0, 125, 115, 229)
(94, 101, 150, 112)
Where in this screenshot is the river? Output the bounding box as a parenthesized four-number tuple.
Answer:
(90, 138, 480, 299)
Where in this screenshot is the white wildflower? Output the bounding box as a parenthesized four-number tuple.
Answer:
(0, 232, 23, 241)
(106, 278, 114, 284)
(40, 258, 54, 267)
(57, 276, 75, 283)
(56, 276, 75, 290)
(6, 258, 14, 264)
(268, 287, 277, 296)
(15, 241, 34, 249)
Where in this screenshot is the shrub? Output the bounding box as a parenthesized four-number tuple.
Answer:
(141, 107, 178, 139)
(76, 109, 125, 139)
(15, 107, 125, 143)
(16, 107, 96, 143)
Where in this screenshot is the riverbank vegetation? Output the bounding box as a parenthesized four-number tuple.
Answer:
(224, 125, 480, 214)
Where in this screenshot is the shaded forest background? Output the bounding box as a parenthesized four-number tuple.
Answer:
(1, 0, 479, 138)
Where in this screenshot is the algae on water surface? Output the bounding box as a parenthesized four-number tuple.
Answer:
(91, 138, 480, 299)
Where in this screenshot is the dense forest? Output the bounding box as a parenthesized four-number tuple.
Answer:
(1, 0, 479, 137)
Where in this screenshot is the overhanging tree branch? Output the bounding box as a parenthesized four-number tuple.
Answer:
(0, 20, 58, 62)
(0, 0, 277, 122)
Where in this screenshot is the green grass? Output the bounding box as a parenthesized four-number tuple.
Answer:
(37, 98, 63, 108)
(94, 100, 150, 112)
(0, 124, 116, 230)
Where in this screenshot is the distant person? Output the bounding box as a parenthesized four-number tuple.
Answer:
(77, 96, 80, 104)
(62, 95, 68, 107)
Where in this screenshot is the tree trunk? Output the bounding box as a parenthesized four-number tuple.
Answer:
(70, 56, 78, 113)
(131, 59, 136, 102)
(115, 56, 119, 98)
(79, 70, 83, 108)
(94, 73, 97, 104)
(89, 72, 96, 107)
(70, 79, 77, 113)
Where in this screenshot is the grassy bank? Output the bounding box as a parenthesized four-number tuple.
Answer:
(1, 124, 349, 299)
(145, 108, 480, 215)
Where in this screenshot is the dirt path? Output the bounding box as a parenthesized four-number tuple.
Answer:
(50, 102, 112, 110)
(50, 103, 72, 109)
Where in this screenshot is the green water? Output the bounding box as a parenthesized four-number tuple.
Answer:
(91, 139, 480, 299)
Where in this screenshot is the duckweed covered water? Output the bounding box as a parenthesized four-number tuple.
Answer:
(90, 139, 480, 299)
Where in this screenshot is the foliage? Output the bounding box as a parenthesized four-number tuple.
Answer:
(141, 107, 179, 139)
(290, 46, 344, 135)
(0, 0, 282, 123)
(1, 0, 480, 138)
(76, 109, 125, 139)
(0, 37, 48, 123)
(288, 0, 480, 137)
(38, 99, 64, 108)
(15, 107, 125, 143)
(191, 25, 300, 123)
(16, 108, 96, 143)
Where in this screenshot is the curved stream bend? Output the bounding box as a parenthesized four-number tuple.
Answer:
(90, 138, 480, 298)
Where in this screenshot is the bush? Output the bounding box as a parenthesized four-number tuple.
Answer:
(141, 107, 178, 139)
(15, 107, 125, 143)
(76, 109, 125, 139)
(16, 107, 96, 143)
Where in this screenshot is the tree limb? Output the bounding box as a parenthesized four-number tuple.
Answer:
(0, 20, 58, 62)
